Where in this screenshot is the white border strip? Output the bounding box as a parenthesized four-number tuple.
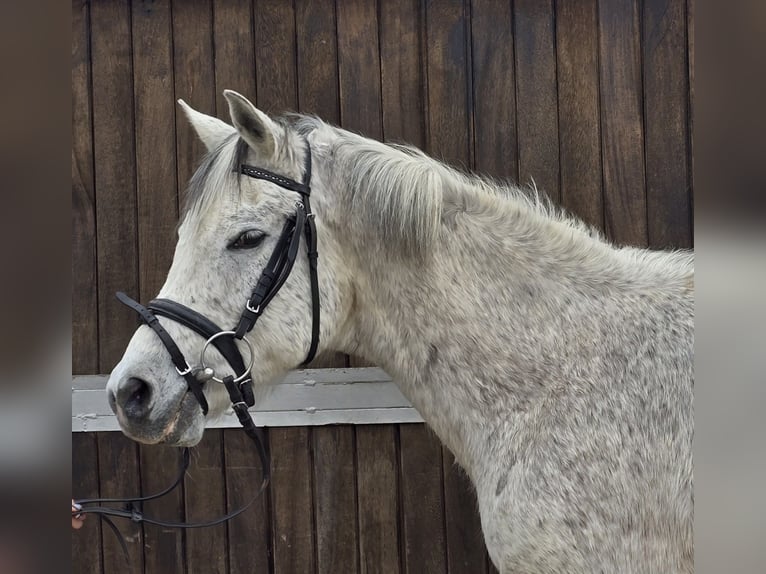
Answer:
(72, 368, 423, 431)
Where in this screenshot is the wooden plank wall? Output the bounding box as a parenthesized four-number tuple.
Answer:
(71, 0, 693, 572)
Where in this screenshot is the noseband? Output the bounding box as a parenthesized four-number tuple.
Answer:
(73, 140, 321, 564)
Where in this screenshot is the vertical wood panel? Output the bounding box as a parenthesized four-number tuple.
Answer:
(687, 0, 694, 241)
(337, 0, 383, 138)
(357, 426, 400, 574)
(295, 0, 340, 122)
(598, 0, 648, 245)
(556, 0, 604, 229)
(91, 0, 139, 371)
(379, 0, 426, 148)
(314, 426, 359, 573)
(97, 433, 144, 574)
(72, 433, 102, 574)
(213, 0, 255, 117)
(471, 0, 517, 180)
(172, 0, 216, 204)
(224, 428, 272, 574)
(254, 0, 298, 114)
(425, 0, 471, 166)
(443, 449, 486, 573)
(185, 430, 228, 574)
(139, 445, 185, 574)
(643, 0, 692, 248)
(514, 0, 560, 201)
(72, 0, 98, 376)
(400, 425, 447, 574)
(132, 0, 178, 301)
(271, 427, 316, 573)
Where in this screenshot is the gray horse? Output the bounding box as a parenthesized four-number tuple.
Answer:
(107, 91, 694, 573)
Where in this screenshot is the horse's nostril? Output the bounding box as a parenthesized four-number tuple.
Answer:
(118, 377, 152, 419)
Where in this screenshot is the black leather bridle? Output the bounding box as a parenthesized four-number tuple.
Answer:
(73, 140, 320, 564)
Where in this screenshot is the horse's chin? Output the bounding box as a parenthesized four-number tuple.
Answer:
(118, 394, 205, 447)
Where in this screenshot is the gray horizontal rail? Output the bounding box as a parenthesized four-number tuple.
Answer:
(72, 367, 424, 431)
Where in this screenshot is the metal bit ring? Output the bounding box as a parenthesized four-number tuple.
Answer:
(199, 331, 254, 384)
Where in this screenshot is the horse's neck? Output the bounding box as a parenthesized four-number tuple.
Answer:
(342, 194, 657, 472)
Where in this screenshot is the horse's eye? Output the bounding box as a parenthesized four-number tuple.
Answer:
(228, 230, 267, 250)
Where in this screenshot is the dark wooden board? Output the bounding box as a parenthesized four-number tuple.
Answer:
(425, 0, 472, 167)
(132, 0, 178, 301)
(442, 449, 487, 573)
(313, 426, 359, 573)
(337, 0, 383, 138)
(72, 0, 98, 376)
(514, 0, 560, 202)
(97, 432, 144, 574)
(555, 0, 604, 230)
(90, 0, 139, 372)
(598, 0, 648, 246)
(356, 425, 400, 574)
(399, 424, 447, 574)
(254, 0, 298, 114)
(295, 0, 340, 122)
(72, 432, 102, 574)
(184, 430, 228, 574)
(213, 0, 256, 116)
(470, 0, 517, 180)
(172, 0, 216, 204)
(643, 0, 692, 248)
(224, 428, 272, 574)
(270, 427, 316, 573)
(139, 445, 185, 574)
(379, 0, 426, 148)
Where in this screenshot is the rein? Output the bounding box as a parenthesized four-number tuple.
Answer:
(73, 140, 320, 565)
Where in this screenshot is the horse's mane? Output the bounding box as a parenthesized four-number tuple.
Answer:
(292, 114, 606, 257)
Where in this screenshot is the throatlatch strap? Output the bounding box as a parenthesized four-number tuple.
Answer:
(302, 196, 320, 366)
(116, 292, 209, 414)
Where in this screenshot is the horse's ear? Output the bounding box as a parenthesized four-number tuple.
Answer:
(223, 90, 279, 159)
(177, 99, 235, 152)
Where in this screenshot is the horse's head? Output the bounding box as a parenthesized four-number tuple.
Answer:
(106, 91, 352, 446)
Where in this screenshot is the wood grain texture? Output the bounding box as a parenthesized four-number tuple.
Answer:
(356, 425, 401, 574)
(90, 0, 139, 372)
(213, 0, 255, 116)
(139, 445, 185, 574)
(72, 432, 102, 574)
(72, 0, 98, 376)
(399, 424, 447, 574)
(97, 432, 144, 574)
(172, 0, 215, 205)
(184, 430, 228, 574)
(425, 0, 472, 167)
(313, 426, 359, 573)
(443, 448, 486, 573)
(471, 0, 517, 180)
(254, 0, 298, 113)
(337, 0, 383, 138)
(295, 0, 340, 122)
(514, 0, 560, 201)
(379, 0, 426, 148)
(598, 0, 648, 246)
(643, 0, 692, 248)
(555, 0, 604, 229)
(224, 428, 272, 574)
(132, 0, 178, 300)
(270, 427, 316, 573)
